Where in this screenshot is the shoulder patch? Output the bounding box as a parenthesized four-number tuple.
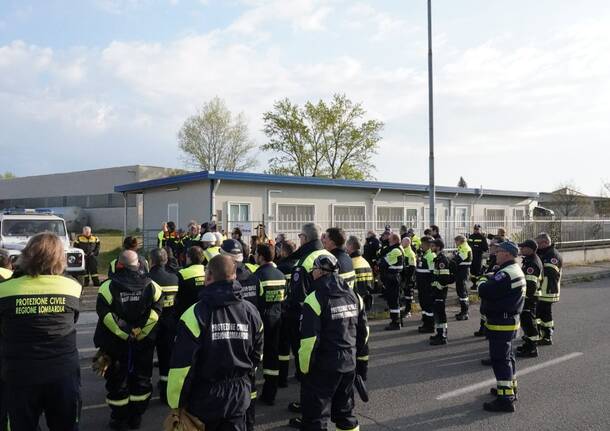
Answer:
(526, 267, 534, 274)
(439, 263, 445, 269)
(551, 258, 559, 264)
(293, 272, 300, 282)
(494, 271, 507, 281)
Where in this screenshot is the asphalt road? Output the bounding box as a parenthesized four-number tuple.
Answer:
(63, 279, 610, 431)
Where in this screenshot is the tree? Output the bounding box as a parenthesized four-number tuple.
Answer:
(178, 97, 256, 172)
(262, 94, 383, 180)
(1, 172, 16, 180)
(457, 176, 468, 188)
(549, 183, 593, 217)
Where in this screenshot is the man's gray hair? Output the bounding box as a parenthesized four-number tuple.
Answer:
(150, 248, 168, 266)
(301, 223, 322, 242)
(346, 235, 361, 250)
(536, 232, 552, 243)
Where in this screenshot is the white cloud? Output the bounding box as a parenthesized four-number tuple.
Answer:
(346, 3, 416, 42)
(2, 6, 610, 193)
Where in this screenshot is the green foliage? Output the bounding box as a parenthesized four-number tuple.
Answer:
(1, 172, 16, 180)
(262, 94, 383, 179)
(178, 97, 256, 172)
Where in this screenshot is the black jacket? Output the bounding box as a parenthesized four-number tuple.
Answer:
(148, 265, 180, 323)
(174, 264, 206, 320)
(286, 240, 332, 312)
(251, 262, 286, 323)
(363, 237, 380, 266)
(167, 280, 263, 421)
(537, 245, 563, 303)
(0, 274, 81, 383)
(94, 270, 163, 356)
(478, 260, 526, 328)
(299, 273, 369, 374)
(521, 254, 543, 299)
(467, 232, 488, 257)
(74, 234, 100, 256)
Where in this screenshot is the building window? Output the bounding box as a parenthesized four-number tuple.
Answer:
(485, 209, 506, 228)
(167, 203, 179, 224)
(277, 204, 315, 232)
(376, 207, 403, 230)
(455, 207, 469, 233)
(229, 203, 250, 223)
(334, 205, 366, 232)
(512, 208, 526, 228)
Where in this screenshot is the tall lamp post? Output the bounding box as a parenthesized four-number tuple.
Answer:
(427, 0, 436, 225)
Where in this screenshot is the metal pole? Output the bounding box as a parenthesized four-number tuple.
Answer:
(427, 0, 436, 225)
(122, 193, 128, 238)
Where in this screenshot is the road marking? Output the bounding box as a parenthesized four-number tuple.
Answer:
(82, 396, 160, 411)
(436, 351, 584, 400)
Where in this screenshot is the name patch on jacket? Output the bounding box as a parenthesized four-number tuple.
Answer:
(120, 292, 142, 303)
(211, 322, 250, 340)
(241, 283, 257, 298)
(331, 304, 358, 320)
(15, 296, 66, 315)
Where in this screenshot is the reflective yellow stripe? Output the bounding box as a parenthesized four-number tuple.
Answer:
(485, 322, 520, 331)
(137, 309, 160, 340)
(179, 264, 205, 280)
(299, 336, 317, 374)
(167, 366, 190, 409)
(304, 292, 321, 316)
(250, 391, 257, 399)
(0, 268, 13, 279)
(99, 280, 113, 305)
(302, 250, 334, 272)
(339, 271, 356, 280)
(539, 320, 554, 328)
(0, 275, 82, 299)
(161, 285, 179, 293)
(337, 426, 360, 431)
(357, 355, 369, 361)
(103, 313, 129, 340)
(180, 304, 201, 338)
(525, 275, 539, 282)
(263, 369, 279, 376)
(129, 392, 151, 402)
(544, 263, 560, 273)
(106, 397, 129, 407)
(278, 355, 290, 361)
(260, 279, 287, 287)
(151, 281, 162, 302)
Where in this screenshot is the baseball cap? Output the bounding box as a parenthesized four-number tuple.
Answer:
(497, 241, 519, 257)
(220, 239, 243, 261)
(518, 239, 538, 251)
(312, 254, 339, 272)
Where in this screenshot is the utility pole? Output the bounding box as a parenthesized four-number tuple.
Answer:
(427, 0, 436, 225)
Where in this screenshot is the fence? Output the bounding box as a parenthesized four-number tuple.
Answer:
(141, 218, 610, 253)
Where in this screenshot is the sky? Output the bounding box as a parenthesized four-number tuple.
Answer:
(1, 0, 610, 194)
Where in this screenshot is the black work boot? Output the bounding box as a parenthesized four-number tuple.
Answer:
(455, 302, 469, 321)
(481, 358, 492, 366)
(483, 398, 516, 413)
(287, 402, 301, 413)
(538, 337, 553, 346)
(516, 340, 538, 358)
(429, 328, 447, 345)
(385, 320, 401, 331)
(418, 324, 435, 333)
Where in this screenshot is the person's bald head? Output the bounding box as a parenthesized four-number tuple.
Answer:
(205, 255, 237, 285)
(389, 233, 401, 245)
(401, 237, 411, 248)
(118, 250, 139, 271)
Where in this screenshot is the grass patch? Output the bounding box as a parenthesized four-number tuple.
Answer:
(90, 233, 141, 278)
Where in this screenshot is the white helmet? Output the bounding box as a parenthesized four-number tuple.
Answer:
(213, 232, 223, 245)
(201, 232, 216, 243)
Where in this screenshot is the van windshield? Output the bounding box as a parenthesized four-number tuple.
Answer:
(1, 219, 67, 237)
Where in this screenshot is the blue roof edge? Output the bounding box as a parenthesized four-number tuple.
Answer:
(114, 170, 538, 198)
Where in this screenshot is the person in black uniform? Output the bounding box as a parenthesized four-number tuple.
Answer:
(174, 246, 206, 320)
(346, 236, 374, 312)
(277, 241, 297, 388)
(167, 255, 264, 431)
(362, 230, 380, 268)
(468, 224, 488, 287)
(535, 232, 562, 346)
(297, 254, 369, 431)
(250, 243, 286, 405)
(477, 241, 525, 413)
(516, 240, 543, 358)
(378, 233, 404, 330)
(430, 239, 453, 345)
(94, 250, 163, 430)
(0, 233, 82, 431)
(74, 225, 101, 286)
(430, 225, 442, 241)
(323, 228, 356, 289)
(231, 228, 250, 262)
(147, 248, 180, 404)
(285, 224, 333, 419)
(220, 239, 259, 302)
(416, 236, 436, 333)
(475, 238, 504, 338)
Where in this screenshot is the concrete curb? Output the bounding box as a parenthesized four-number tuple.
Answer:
(563, 270, 610, 285)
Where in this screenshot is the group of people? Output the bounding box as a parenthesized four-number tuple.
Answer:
(363, 223, 563, 412)
(0, 218, 563, 430)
